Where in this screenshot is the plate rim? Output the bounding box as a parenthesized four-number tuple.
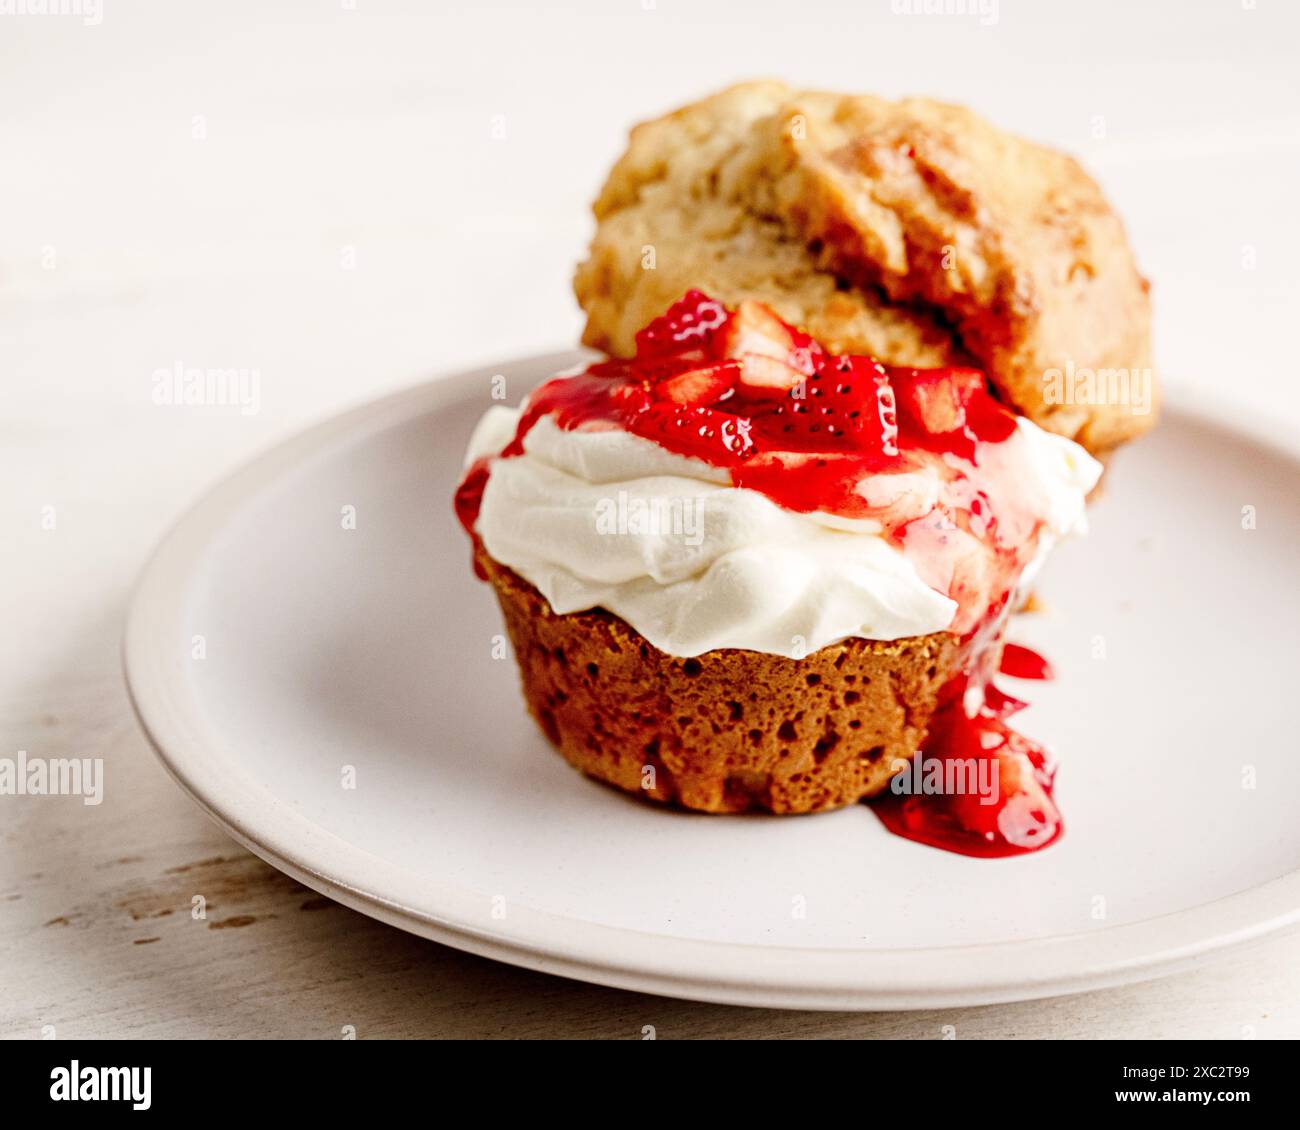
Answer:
(123, 354, 1300, 1010)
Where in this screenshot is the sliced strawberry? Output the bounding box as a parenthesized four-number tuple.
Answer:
(930, 710, 1055, 844)
(653, 361, 739, 405)
(991, 738, 1060, 849)
(891, 367, 987, 435)
(737, 353, 805, 392)
(608, 382, 651, 410)
(740, 356, 904, 456)
(873, 372, 899, 455)
(715, 298, 826, 394)
(721, 298, 796, 361)
(944, 771, 1003, 842)
(746, 399, 873, 453)
(630, 402, 755, 464)
(882, 707, 1062, 856)
(634, 290, 729, 357)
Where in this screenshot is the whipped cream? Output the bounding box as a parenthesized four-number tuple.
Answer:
(464, 405, 1101, 658)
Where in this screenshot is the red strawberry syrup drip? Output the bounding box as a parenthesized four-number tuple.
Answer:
(872, 685, 1062, 858)
(871, 638, 1060, 860)
(455, 291, 1076, 857)
(873, 609, 1063, 858)
(1000, 642, 1055, 681)
(453, 458, 491, 580)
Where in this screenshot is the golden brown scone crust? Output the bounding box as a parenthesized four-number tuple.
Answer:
(575, 82, 1155, 453)
(483, 551, 962, 815)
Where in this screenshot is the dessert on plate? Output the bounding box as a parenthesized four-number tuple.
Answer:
(455, 84, 1155, 857)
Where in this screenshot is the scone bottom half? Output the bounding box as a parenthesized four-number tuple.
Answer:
(482, 551, 961, 816)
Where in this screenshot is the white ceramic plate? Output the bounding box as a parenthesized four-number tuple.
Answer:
(125, 352, 1300, 1010)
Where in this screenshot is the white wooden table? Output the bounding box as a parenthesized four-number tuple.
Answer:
(3, 1, 1298, 1038)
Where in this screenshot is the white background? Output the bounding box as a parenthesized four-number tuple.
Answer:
(3, 0, 1299, 1038)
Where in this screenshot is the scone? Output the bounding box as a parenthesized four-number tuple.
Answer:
(480, 550, 959, 815)
(575, 82, 1156, 454)
(456, 292, 1103, 855)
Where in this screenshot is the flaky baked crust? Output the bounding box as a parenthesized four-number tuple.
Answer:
(575, 81, 1155, 453)
(482, 551, 962, 815)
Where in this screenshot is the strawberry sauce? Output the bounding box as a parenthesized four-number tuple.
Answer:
(456, 291, 1074, 858)
(1000, 642, 1056, 681)
(873, 687, 1062, 858)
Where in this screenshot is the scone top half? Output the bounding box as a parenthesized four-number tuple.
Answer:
(575, 81, 1155, 455)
